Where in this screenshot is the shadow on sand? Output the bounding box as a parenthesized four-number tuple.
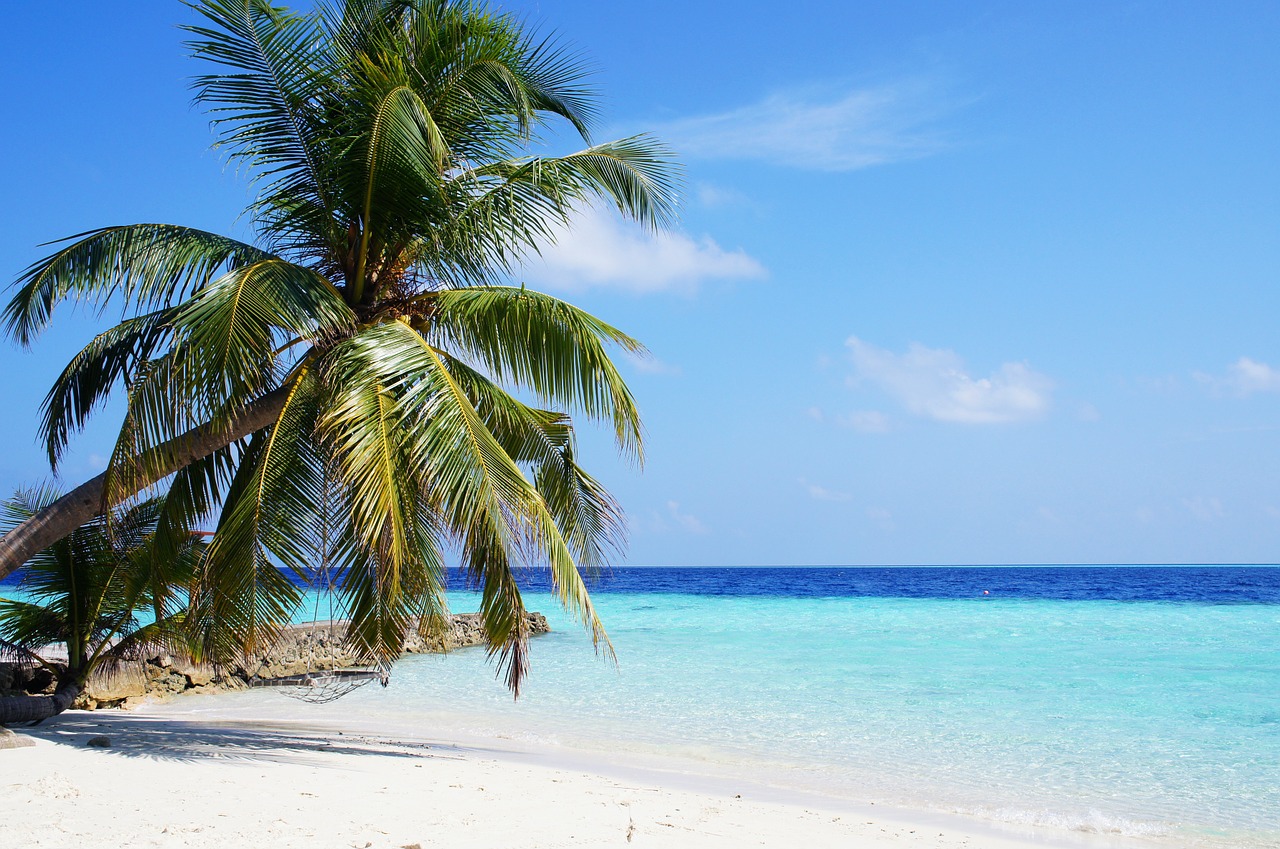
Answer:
(16, 709, 464, 767)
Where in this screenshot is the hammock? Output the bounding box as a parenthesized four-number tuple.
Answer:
(248, 481, 395, 704)
(249, 665, 390, 704)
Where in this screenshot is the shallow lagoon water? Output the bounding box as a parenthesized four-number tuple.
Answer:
(7, 566, 1279, 846)
(265, 566, 1280, 848)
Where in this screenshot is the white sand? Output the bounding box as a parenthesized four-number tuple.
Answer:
(1, 704, 1145, 849)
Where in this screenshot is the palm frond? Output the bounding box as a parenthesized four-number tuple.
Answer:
(347, 78, 450, 302)
(439, 137, 679, 277)
(473, 137, 679, 229)
(185, 1, 338, 236)
(0, 598, 67, 653)
(440, 353, 626, 568)
(5, 225, 268, 347)
(428, 286, 645, 461)
(409, 2, 597, 146)
(187, 370, 322, 662)
(39, 308, 177, 470)
(171, 257, 353, 415)
(327, 319, 611, 687)
(458, 517, 531, 695)
(100, 353, 189, 509)
(321, 335, 432, 582)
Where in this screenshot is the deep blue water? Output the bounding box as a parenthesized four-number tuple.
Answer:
(496, 565, 1280, 603)
(7, 564, 1278, 604)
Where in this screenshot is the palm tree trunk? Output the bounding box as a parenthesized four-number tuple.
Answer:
(0, 388, 291, 583)
(0, 677, 82, 725)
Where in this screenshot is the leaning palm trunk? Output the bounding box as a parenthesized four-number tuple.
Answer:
(0, 388, 289, 584)
(0, 678, 82, 726)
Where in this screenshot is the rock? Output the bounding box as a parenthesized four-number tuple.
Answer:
(173, 660, 215, 687)
(84, 668, 148, 706)
(12, 610, 553, 710)
(85, 736, 111, 748)
(0, 727, 37, 750)
(0, 664, 60, 696)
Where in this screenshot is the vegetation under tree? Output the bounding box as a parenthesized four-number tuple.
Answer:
(0, 489, 203, 723)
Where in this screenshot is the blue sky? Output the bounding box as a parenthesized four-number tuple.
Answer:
(1, 2, 1278, 565)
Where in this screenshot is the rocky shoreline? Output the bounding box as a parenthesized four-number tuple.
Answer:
(0, 612, 549, 710)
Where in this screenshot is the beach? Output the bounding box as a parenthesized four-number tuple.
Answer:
(3, 567, 1276, 848)
(4, 703, 1136, 849)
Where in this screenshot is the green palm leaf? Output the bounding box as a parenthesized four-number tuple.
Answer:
(39, 308, 177, 470)
(429, 285, 645, 460)
(185, 1, 337, 239)
(439, 353, 626, 568)
(187, 367, 323, 661)
(5, 225, 268, 347)
(172, 257, 354, 415)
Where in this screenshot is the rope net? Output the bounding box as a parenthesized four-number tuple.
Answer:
(249, 665, 390, 704)
(248, 471, 395, 704)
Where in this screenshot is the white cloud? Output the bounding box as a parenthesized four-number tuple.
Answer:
(1195, 357, 1280, 397)
(665, 501, 707, 534)
(1182, 497, 1224, 522)
(800, 479, 852, 502)
(520, 205, 765, 294)
(845, 337, 1053, 424)
(1037, 506, 1062, 523)
(624, 351, 682, 376)
(837, 410, 891, 433)
(866, 507, 895, 530)
(651, 80, 955, 172)
(1139, 374, 1183, 394)
(629, 500, 708, 536)
(695, 182, 752, 209)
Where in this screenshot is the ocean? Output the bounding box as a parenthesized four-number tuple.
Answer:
(6, 565, 1278, 846)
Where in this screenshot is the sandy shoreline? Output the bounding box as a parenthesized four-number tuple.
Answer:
(0, 701, 1160, 849)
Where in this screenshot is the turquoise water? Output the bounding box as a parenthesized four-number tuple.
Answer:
(7, 567, 1278, 846)
(299, 584, 1279, 848)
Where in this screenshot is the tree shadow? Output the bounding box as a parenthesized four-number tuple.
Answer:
(18, 709, 456, 766)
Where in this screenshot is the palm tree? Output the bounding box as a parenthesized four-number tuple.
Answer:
(0, 0, 677, 692)
(0, 488, 204, 724)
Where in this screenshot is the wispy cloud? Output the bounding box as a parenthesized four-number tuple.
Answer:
(632, 500, 709, 536)
(1194, 357, 1280, 397)
(866, 507, 895, 531)
(837, 410, 892, 433)
(845, 336, 1053, 424)
(624, 351, 682, 376)
(1182, 496, 1225, 522)
(665, 501, 707, 534)
(651, 79, 957, 172)
(800, 478, 852, 502)
(519, 204, 765, 294)
(694, 182, 753, 209)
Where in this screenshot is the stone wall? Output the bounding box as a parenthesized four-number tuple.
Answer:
(0, 611, 549, 710)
